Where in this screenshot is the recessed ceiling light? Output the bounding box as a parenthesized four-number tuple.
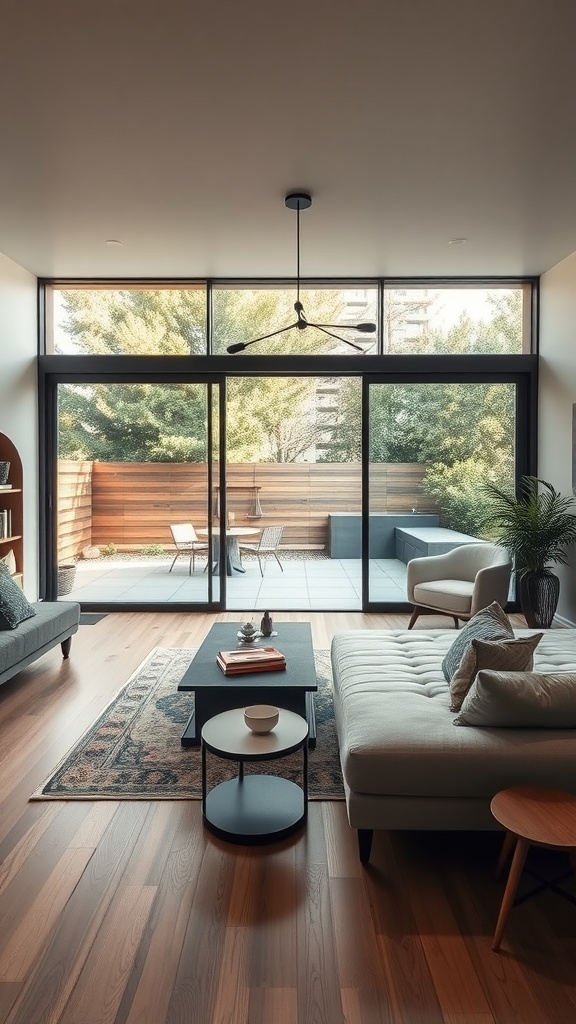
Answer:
(448, 237, 468, 246)
(105, 239, 123, 247)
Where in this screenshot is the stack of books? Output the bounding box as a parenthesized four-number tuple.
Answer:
(216, 646, 286, 676)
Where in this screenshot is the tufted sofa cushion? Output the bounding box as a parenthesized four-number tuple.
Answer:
(331, 628, 576, 801)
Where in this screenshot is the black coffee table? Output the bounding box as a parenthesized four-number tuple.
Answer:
(177, 622, 317, 748)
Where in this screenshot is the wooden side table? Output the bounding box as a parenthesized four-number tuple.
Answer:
(490, 785, 576, 951)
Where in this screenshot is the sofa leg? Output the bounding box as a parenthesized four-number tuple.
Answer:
(61, 637, 72, 658)
(358, 828, 373, 864)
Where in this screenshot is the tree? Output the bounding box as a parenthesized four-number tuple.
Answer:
(56, 288, 337, 462)
(57, 288, 207, 355)
(55, 286, 520, 506)
(58, 383, 209, 461)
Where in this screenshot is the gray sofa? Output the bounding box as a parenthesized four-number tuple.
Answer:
(0, 601, 81, 687)
(331, 627, 576, 862)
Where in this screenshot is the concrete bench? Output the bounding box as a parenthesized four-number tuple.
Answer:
(328, 513, 439, 558)
(0, 601, 80, 687)
(395, 526, 482, 565)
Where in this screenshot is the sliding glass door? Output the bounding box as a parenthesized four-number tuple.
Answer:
(44, 370, 530, 612)
(223, 375, 362, 612)
(54, 380, 220, 607)
(366, 379, 519, 606)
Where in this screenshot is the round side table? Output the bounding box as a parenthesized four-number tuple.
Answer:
(490, 785, 576, 951)
(201, 708, 309, 844)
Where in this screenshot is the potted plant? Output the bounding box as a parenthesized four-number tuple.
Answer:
(482, 476, 576, 628)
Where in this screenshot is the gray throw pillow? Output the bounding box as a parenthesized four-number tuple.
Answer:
(441, 601, 514, 683)
(0, 564, 36, 630)
(454, 669, 576, 727)
(449, 633, 543, 711)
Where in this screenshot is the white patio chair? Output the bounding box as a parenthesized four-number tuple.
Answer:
(168, 523, 209, 574)
(407, 542, 512, 628)
(239, 525, 284, 576)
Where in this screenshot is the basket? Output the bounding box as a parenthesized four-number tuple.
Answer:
(58, 563, 77, 596)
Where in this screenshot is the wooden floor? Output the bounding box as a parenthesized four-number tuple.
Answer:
(1, 610, 575, 1024)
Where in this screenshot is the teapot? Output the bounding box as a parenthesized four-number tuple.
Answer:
(238, 621, 259, 643)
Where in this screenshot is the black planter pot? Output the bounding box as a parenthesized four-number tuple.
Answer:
(519, 572, 560, 629)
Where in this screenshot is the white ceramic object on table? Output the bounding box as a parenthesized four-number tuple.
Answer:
(244, 704, 280, 734)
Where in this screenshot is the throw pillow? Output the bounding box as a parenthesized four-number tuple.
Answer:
(0, 564, 36, 630)
(0, 548, 16, 575)
(441, 601, 514, 683)
(454, 669, 576, 727)
(449, 633, 543, 712)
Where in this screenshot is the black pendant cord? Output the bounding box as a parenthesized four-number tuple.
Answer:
(295, 199, 302, 316)
(297, 201, 300, 308)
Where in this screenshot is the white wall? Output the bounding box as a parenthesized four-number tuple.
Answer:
(539, 250, 576, 625)
(0, 252, 39, 598)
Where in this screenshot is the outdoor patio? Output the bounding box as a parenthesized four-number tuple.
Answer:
(60, 550, 410, 610)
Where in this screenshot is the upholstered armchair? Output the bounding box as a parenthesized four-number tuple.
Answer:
(407, 542, 512, 628)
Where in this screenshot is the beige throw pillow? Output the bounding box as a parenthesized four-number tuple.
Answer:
(0, 548, 16, 575)
(449, 633, 543, 712)
(454, 669, 576, 727)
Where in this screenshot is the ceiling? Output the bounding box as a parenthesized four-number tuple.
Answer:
(2, 0, 576, 280)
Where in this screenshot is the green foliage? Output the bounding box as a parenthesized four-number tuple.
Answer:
(55, 287, 519, 501)
(58, 382, 209, 462)
(421, 459, 503, 535)
(481, 477, 576, 577)
(100, 543, 117, 557)
(386, 289, 523, 355)
(211, 287, 357, 356)
(56, 288, 206, 355)
(141, 543, 165, 556)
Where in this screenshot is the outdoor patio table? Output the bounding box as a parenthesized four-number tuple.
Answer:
(198, 526, 260, 576)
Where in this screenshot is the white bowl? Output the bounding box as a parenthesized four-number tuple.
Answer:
(244, 704, 279, 734)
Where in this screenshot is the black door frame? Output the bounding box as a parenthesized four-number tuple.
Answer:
(39, 353, 538, 611)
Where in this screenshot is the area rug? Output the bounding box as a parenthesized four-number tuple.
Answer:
(31, 647, 344, 801)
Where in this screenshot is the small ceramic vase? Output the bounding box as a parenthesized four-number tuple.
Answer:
(260, 610, 273, 636)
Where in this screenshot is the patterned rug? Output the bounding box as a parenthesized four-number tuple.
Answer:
(32, 647, 344, 800)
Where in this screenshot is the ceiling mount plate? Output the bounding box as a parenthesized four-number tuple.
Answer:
(285, 192, 312, 211)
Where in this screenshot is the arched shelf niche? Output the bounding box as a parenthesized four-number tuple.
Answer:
(0, 432, 23, 587)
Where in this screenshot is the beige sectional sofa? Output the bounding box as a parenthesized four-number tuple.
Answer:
(331, 627, 576, 863)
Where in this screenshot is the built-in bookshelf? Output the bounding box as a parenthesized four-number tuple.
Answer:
(0, 433, 23, 588)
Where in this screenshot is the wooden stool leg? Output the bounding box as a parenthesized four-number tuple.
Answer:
(495, 830, 516, 879)
(492, 837, 529, 951)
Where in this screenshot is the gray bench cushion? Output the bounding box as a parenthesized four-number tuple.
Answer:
(0, 601, 80, 676)
(331, 628, 576, 801)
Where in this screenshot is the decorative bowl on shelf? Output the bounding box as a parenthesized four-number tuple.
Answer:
(244, 704, 279, 734)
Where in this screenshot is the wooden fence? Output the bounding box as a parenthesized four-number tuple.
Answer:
(57, 460, 435, 559)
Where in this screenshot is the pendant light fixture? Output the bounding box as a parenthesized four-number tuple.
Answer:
(226, 192, 376, 353)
